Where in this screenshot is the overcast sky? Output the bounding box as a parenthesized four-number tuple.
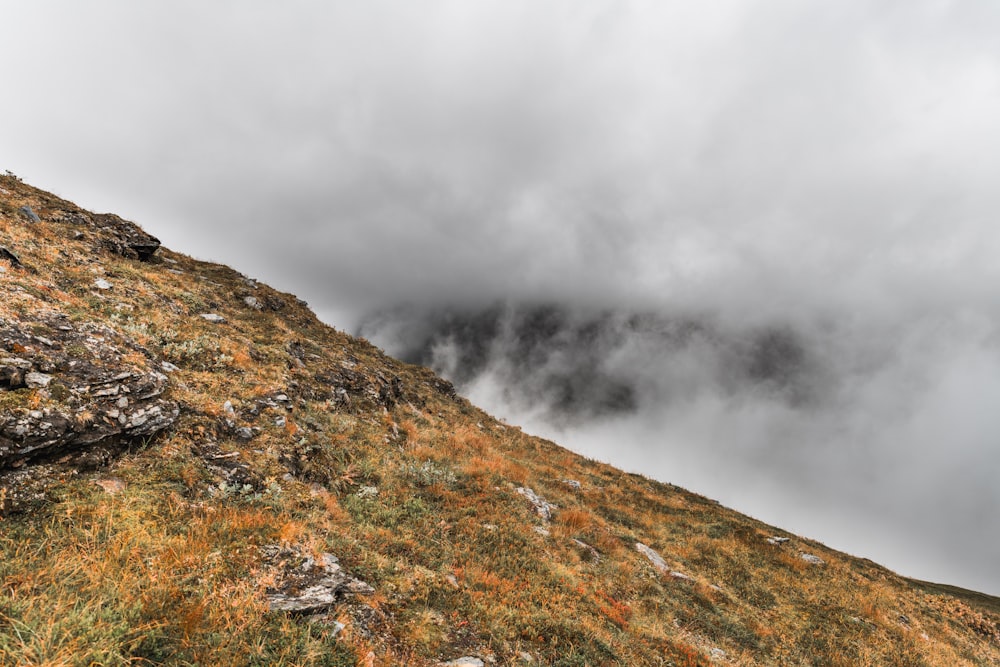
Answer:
(5, 1, 1000, 594)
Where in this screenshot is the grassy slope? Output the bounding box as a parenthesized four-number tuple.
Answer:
(1, 175, 998, 666)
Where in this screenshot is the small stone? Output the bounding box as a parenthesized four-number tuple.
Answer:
(199, 313, 226, 323)
(117, 396, 129, 408)
(160, 361, 180, 373)
(0, 245, 23, 268)
(636, 542, 670, 574)
(533, 526, 550, 537)
(223, 400, 235, 415)
(235, 427, 254, 441)
(562, 479, 582, 490)
(94, 478, 126, 494)
(800, 552, 825, 566)
(709, 647, 727, 660)
(25, 372, 53, 388)
(19, 206, 40, 223)
(516, 486, 556, 521)
(244, 296, 261, 309)
(767, 536, 790, 545)
(440, 658, 484, 667)
(94, 278, 112, 290)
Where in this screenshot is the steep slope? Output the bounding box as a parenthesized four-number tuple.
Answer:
(1, 174, 998, 666)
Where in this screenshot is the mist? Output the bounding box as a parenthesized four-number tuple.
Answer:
(4, 1, 1000, 593)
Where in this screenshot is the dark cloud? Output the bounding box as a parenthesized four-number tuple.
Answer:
(5, 1, 1000, 593)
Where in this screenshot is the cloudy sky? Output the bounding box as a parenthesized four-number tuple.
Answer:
(5, 1, 1000, 594)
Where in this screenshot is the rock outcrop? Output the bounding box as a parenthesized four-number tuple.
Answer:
(0, 315, 178, 469)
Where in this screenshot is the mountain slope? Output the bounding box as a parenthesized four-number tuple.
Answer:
(1, 174, 998, 666)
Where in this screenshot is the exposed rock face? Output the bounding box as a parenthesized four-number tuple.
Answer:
(0, 316, 178, 469)
(92, 213, 162, 261)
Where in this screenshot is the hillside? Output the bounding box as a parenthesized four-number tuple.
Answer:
(1, 173, 998, 666)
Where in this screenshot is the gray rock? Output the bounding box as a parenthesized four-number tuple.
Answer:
(19, 206, 40, 223)
(0, 246, 24, 269)
(199, 313, 226, 323)
(263, 545, 374, 614)
(94, 279, 112, 290)
(516, 486, 557, 521)
(800, 552, 826, 566)
(243, 296, 261, 310)
(160, 361, 180, 373)
(235, 427, 254, 441)
(636, 542, 669, 573)
(767, 536, 790, 545)
(636, 542, 690, 581)
(440, 659, 484, 667)
(562, 479, 582, 490)
(24, 372, 53, 388)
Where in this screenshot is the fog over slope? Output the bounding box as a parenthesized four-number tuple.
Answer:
(361, 299, 1000, 595)
(5, 1, 1000, 593)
